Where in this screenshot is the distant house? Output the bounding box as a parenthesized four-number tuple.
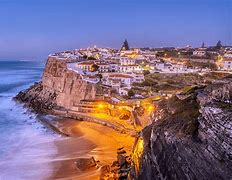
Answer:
(82, 75, 100, 84)
(224, 53, 232, 59)
(120, 57, 136, 65)
(108, 73, 134, 87)
(221, 59, 232, 71)
(102, 73, 144, 89)
(193, 49, 206, 57)
(117, 57, 142, 73)
(119, 87, 130, 96)
(76, 61, 95, 72)
(97, 63, 109, 72)
(120, 49, 145, 60)
(119, 65, 142, 73)
(109, 63, 119, 72)
(133, 73, 145, 83)
(102, 73, 134, 91)
(107, 79, 121, 89)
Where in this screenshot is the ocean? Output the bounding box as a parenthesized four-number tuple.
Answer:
(0, 60, 128, 180)
(0, 60, 58, 179)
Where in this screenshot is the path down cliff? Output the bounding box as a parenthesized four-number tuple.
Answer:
(132, 76, 232, 180)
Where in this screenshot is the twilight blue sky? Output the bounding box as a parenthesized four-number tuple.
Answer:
(0, 0, 231, 60)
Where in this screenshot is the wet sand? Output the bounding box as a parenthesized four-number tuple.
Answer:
(48, 118, 135, 180)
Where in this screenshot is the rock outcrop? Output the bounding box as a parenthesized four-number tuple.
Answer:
(75, 157, 97, 171)
(100, 147, 132, 180)
(15, 57, 96, 113)
(132, 76, 232, 180)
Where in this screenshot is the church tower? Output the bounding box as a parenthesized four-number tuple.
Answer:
(120, 39, 130, 51)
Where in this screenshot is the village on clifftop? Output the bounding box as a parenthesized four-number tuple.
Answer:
(48, 40, 232, 99)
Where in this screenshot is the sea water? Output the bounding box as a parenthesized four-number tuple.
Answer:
(0, 61, 58, 179)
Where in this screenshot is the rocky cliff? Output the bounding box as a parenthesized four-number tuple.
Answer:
(15, 57, 96, 112)
(132, 76, 232, 180)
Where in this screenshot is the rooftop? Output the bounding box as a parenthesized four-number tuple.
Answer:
(109, 74, 134, 79)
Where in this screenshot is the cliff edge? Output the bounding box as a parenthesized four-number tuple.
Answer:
(132, 76, 232, 180)
(15, 57, 96, 113)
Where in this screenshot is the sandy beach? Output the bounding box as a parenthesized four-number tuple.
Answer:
(46, 118, 135, 179)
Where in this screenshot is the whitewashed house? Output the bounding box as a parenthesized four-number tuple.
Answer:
(193, 49, 206, 57)
(109, 63, 119, 72)
(133, 73, 145, 83)
(119, 87, 130, 96)
(224, 53, 232, 59)
(221, 59, 232, 71)
(76, 61, 94, 72)
(97, 63, 109, 72)
(120, 57, 136, 65)
(108, 74, 134, 86)
(82, 75, 100, 84)
(119, 65, 142, 73)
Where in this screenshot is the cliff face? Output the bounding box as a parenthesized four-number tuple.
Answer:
(133, 77, 232, 180)
(42, 57, 96, 110)
(15, 57, 96, 112)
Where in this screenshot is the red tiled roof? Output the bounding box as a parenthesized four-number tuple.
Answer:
(222, 58, 232, 62)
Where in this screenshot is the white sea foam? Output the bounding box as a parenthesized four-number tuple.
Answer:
(0, 61, 58, 179)
(0, 97, 61, 179)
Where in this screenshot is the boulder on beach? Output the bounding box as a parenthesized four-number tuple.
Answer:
(100, 165, 111, 179)
(117, 154, 126, 167)
(75, 157, 97, 171)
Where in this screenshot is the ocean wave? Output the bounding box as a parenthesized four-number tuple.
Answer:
(0, 60, 60, 179)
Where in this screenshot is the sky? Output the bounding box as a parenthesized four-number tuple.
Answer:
(0, 0, 231, 60)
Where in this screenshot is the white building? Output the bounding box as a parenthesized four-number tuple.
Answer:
(224, 53, 232, 59)
(97, 63, 109, 72)
(107, 74, 134, 87)
(82, 75, 100, 84)
(155, 62, 199, 73)
(133, 73, 145, 83)
(221, 59, 232, 71)
(76, 61, 94, 72)
(120, 57, 136, 65)
(119, 65, 142, 73)
(109, 63, 119, 72)
(119, 87, 130, 96)
(193, 49, 206, 57)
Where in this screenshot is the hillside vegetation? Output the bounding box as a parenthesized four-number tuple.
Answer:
(132, 72, 230, 97)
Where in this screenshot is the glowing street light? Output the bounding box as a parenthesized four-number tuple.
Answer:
(148, 105, 154, 111)
(98, 104, 105, 109)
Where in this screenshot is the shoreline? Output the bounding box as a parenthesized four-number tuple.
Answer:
(39, 115, 135, 179)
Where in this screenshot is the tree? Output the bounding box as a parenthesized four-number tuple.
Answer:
(90, 64, 99, 72)
(97, 73, 103, 80)
(87, 56, 96, 60)
(83, 55, 88, 59)
(128, 89, 135, 97)
(216, 40, 222, 49)
(143, 70, 150, 76)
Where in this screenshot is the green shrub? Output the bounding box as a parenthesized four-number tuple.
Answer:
(128, 89, 135, 97)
